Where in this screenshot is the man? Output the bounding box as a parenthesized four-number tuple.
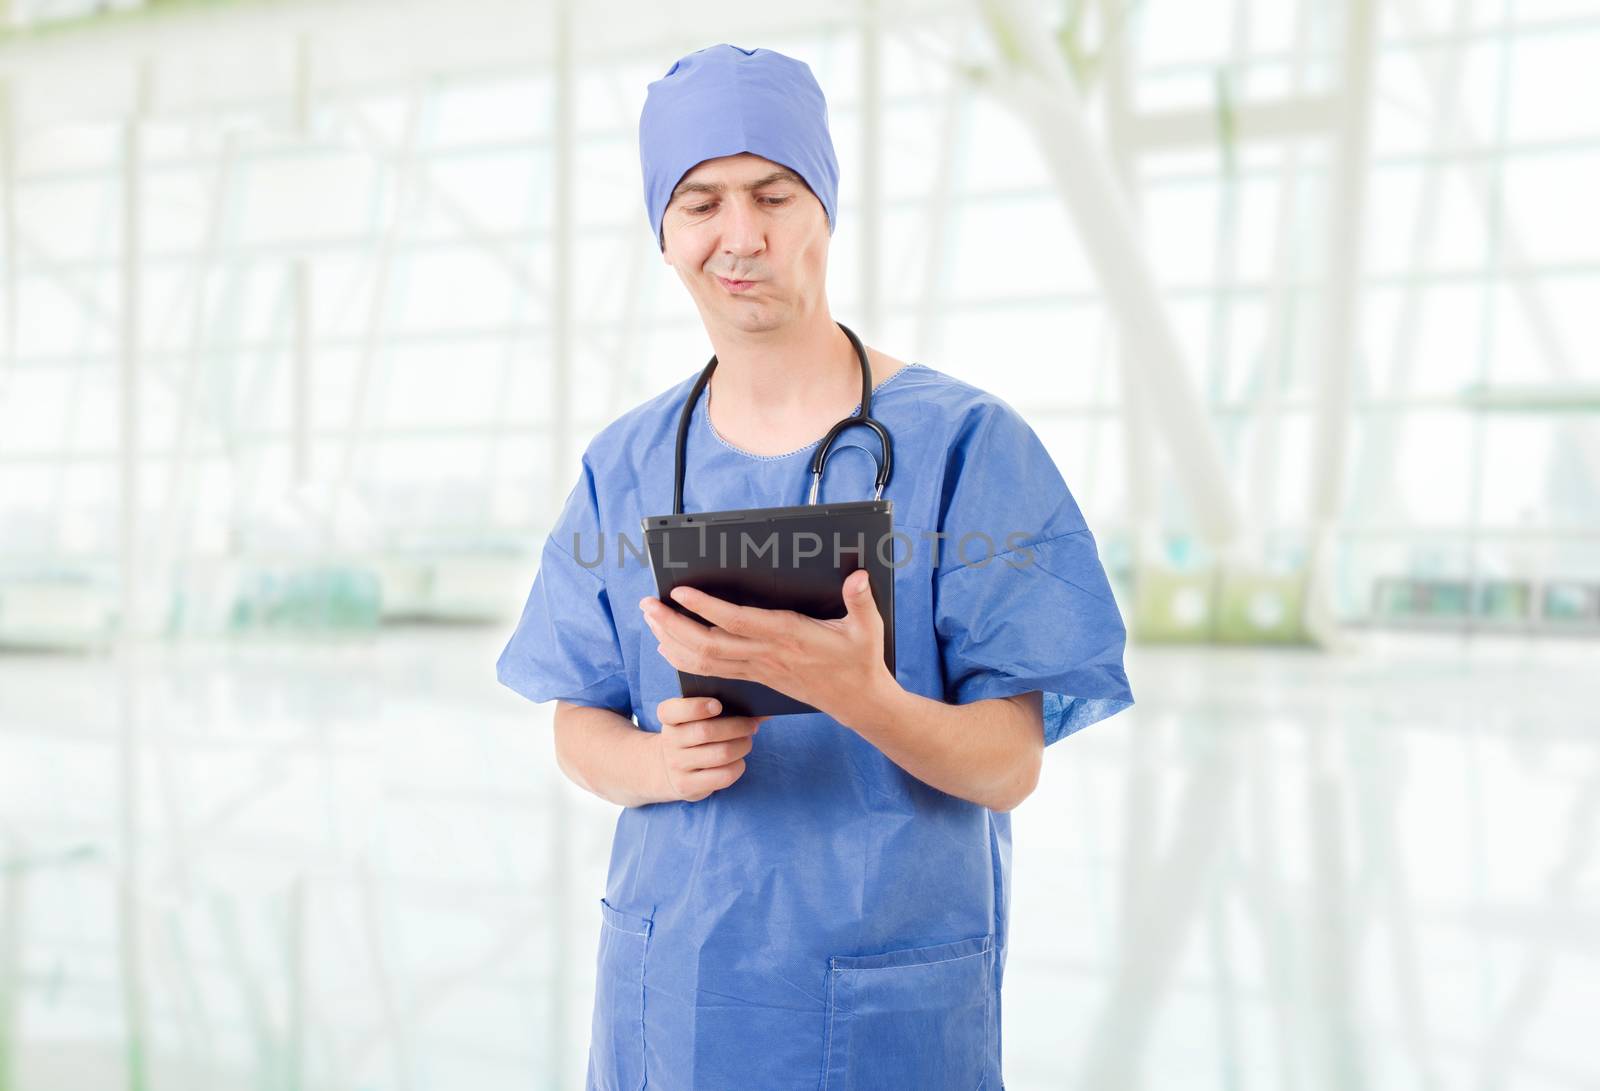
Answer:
(497, 43, 1133, 1091)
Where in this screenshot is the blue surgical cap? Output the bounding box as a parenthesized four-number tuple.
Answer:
(639, 44, 839, 251)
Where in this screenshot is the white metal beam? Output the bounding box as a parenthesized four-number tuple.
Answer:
(1347, 0, 1474, 540)
(291, 34, 313, 488)
(118, 66, 147, 637)
(860, 0, 882, 337)
(0, 837, 18, 1091)
(911, 63, 966, 364)
(153, 133, 239, 618)
(1304, 0, 1378, 646)
(1127, 95, 1340, 152)
(0, 77, 13, 404)
(547, 4, 576, 1089)
(0, 0, 970, 126)
(1096, 0, 1163, 571)
(115, 61, 153, 1091)
(1248, 0, 1318, 543)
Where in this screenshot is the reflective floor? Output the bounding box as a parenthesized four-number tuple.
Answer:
(1, 628, 1596, 1090)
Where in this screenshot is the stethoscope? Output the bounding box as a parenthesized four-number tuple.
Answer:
(671, 320, 894, 515)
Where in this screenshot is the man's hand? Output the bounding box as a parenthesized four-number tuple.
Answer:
(639, 569, 896, 726)
(641, 575, 1042, 812)
(655, 696, 768, 803)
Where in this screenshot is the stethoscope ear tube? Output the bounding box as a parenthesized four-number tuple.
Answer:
(672, 320, 894, 515)
(808, 415, 892, 504)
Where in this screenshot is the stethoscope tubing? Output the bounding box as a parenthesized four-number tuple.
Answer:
(671, 320, 893, 515)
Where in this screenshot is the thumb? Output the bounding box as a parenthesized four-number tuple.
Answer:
(842, 569, 875, 615)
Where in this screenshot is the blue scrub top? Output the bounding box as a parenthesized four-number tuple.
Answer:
(498, 361, 1133, 1091)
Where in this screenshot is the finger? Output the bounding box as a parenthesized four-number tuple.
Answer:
(666, 585, 779, 639)
(679, 734, 754, 771)
(644, 599, 756, 662)
(689, 758, 745, 792)
(666, 713, 764, 745)
(718, 714, 767, 738)
(655, 635, 751, 683)
(656, 696, 723, 726)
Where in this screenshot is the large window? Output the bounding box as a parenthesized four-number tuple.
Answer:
(1, 1, 1595, 626)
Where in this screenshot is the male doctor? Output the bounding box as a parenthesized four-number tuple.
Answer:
(497, 43, 1134, 1091)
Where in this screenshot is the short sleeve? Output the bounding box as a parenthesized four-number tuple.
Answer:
(933, 402, 1134, 746)
(495, 456, 632, 713)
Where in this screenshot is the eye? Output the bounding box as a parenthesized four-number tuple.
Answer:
(682, 195, 790, 216)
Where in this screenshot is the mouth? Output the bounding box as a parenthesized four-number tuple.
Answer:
(716, 275, 759, 294)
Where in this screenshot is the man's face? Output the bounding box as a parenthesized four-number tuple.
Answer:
(660, 152, 830, 335)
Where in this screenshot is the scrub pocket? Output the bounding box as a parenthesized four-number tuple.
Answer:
(822, 933, 995, 1091)
(587, 898, 653, 1091)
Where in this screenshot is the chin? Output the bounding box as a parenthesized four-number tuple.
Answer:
(725, 306, 786, 333)
(740, 316, 789, 335)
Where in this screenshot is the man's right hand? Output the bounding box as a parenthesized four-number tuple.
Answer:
(655, 697, 767, 802)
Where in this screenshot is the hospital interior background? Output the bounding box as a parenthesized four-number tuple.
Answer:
(0, 0, 1597, 1088)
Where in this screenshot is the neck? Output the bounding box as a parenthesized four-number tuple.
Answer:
(705, 311, 861, 416)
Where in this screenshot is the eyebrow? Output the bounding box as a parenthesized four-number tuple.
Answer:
(670, 168, 805, 204)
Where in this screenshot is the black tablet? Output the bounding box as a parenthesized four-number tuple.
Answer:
(640, 499, 897, 717)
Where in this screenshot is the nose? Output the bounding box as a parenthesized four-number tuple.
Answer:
(720, 196, 765, 259)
